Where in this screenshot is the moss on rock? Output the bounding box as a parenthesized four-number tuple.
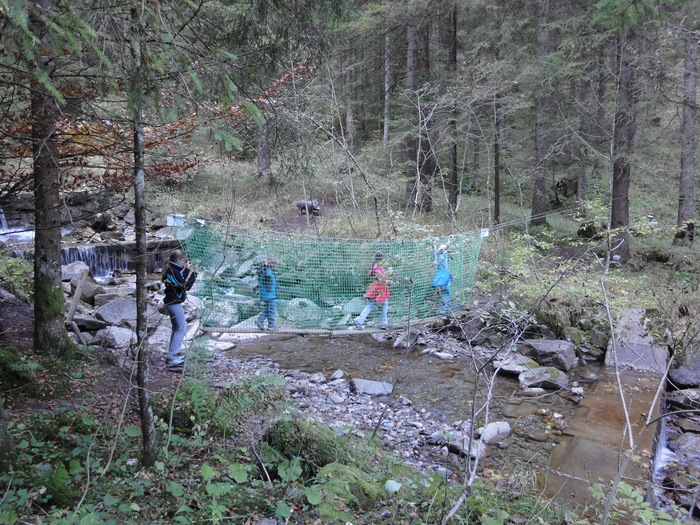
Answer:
(264, 418, 353, 475)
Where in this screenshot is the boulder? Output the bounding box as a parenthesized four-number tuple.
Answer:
(518, 367, 569, 390)
(281, 298, 323, 325)
(94, 292, 125, 307)
(62, 261, 91, 281)
(492, 353, 540, 376)
(666, 389, 700, 411)
(71, 316, 107, 331)
(522, 339, 577, 372)
(343, 297, 367, 315)
(93, 326, 136, 348)
(70, 278, 106, 306)
(95, 296, 157, 327)
(668, 348, 700, 388)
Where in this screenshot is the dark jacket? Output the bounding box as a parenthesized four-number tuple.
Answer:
(163, 261, 197, 305)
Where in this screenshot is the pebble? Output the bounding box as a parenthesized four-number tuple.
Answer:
(204, 350, 468, 472)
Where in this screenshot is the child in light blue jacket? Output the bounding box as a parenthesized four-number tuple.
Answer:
(431, 241, 453, 314)
(256, 257, 278, 330)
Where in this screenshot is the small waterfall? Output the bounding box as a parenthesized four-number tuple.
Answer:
(0, 209, 34, 243)
(649, 415, 677, 510)
(61, 245, 131, 280)
(59, 240, 179, 281)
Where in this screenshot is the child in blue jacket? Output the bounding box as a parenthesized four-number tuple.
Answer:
(256, 257, 279, 331)
(431, 240, 453, 314)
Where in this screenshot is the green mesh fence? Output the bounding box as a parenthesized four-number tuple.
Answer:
(172, 217, 487, 333)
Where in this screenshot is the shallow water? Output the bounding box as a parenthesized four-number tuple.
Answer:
(228, 331, 606, 481)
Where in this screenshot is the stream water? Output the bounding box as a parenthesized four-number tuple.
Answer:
(228, 331, 605, 480)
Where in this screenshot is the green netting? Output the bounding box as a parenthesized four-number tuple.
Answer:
(172, 217, 486, 333)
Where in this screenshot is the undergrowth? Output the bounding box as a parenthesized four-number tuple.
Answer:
(0, 253, 33, 303)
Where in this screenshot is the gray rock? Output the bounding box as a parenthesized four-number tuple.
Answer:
(493, 353, 540, 376)
(95, 296, 158, 327)
(477, 421, 512, 444)
(343, 297, 367, 315)
(668, 349, 700, 388)
(70, 278, 106, 306)
(328, 393, 345, 404)
(62, 261, 91, 281)
(605, 342, 669, 374)
(281, 298, 322, 324)
(351, 378, 393, 395)
(605, 307, 669, 374)
(72, 316, 107, 331)
(518, 366, 569, 390)
(94, 293, 125, 307)
(95, 297, 137, 326)
(522, 339, 577, 372)
(393, 330, 419, 349)
(330, 369, 345, 380)
(94, 326, 136, 348)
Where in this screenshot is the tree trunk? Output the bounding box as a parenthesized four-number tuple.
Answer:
(530, 0, 549, 227)
(472, 132, 480, 191)
(404, 24, 418, 208)
(257, 122, 272, 179)
(344, 51, 355, 152)
(417, 21, 433, 213)
(610, 34, 637, 264)
(130, 5, 158, 467)
(494, 101, 504, 225)
(31, 0, 71, 356)
(383, 18, 391, 144)
(674, 21, 697, 247)
(446, 4, 459, 218)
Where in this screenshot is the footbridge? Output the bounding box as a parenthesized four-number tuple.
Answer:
(172, 218, 487, 334)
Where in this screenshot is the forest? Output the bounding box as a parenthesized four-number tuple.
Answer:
(0, 0, 699, 523)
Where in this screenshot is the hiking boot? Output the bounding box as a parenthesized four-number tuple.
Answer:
(255, 320, 265, 331)
(354, 319, 364, 329)
(267, 325, 279, 332)
(166, 355, 185, 367)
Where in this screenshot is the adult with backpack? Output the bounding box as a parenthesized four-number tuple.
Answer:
(162, 249, 198, 367)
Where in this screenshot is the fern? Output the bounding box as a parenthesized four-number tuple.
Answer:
(211, 373, 287, 430)
(184, 378, 216, 422)
(9, 361, 44, 379)
(0, 346, 43, 382)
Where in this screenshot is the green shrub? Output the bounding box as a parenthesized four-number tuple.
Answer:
(264, 418, 353, 476)
(155, 372, 286, 434)
(0, 346, 43, 388)
(0, 254, 33, 303)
